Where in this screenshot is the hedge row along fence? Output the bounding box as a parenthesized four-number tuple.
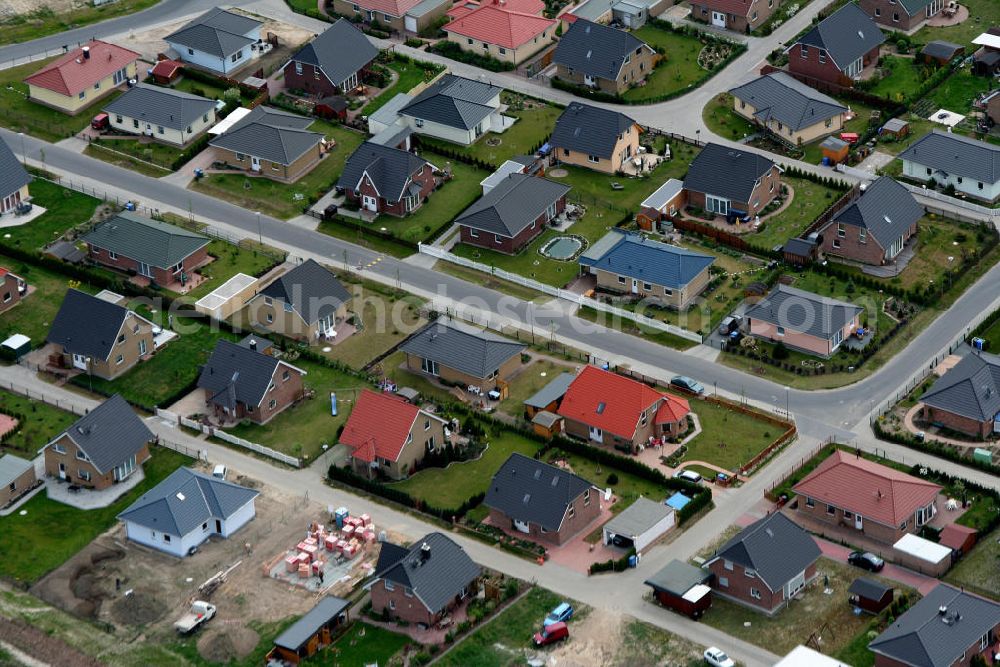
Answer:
(873, 420, 1000, 479)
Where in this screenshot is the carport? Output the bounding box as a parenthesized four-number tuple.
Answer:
(602, 497, 674, 553)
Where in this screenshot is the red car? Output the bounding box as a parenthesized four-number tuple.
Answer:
(533, 621, 568, 646)
(91, 113, 109, 130)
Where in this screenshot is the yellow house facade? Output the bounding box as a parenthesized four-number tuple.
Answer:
(24, 40, 140, 115)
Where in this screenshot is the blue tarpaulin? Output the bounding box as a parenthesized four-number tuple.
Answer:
(665, 492, 691, 511)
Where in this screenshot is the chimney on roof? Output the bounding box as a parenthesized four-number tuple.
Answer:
(420, 542, 431, 561)
(82, 46, 90, 60)
(107, 52, 112, 61)
(249, 338, 257, 351)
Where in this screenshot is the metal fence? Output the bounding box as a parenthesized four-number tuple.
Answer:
(155, 409, 301, 467)
(1, 379, 88, 417)
(417, 244, 704, 344)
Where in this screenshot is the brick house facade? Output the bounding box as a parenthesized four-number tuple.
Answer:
(204, 363, 305, 425)
(55, 312, 154, 380)
(487, 485, 599, 546)
(685, 164, 781, 217)
(787, 41, 880, 88)
(369, 577, 472, 625)
(212, 143, 323, 183)
(707, 557, 818, 614)
(689, 0, 781, 33)
(283, 59, 372, 98)
(816, 218, 917, 266)
(88, 245, 211, 288)
(858, 0, 942, 32)
(404, 349, 522, 390)
(44, 436, 150, 491)
(0, 271, 25, 314)
(0, 458, 36, 507)
(458, 195, 566, 255)
(921, 404, 992, 439)
(346, 163, 437, 217)
(346, 409, 447, 480)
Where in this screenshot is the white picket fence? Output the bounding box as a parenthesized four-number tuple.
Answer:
(418, 244, 704, 344)
(155, 409, 301, 467)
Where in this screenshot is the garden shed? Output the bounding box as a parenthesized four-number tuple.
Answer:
(644, 559, 712, 619)
(848, 577, 893, 614)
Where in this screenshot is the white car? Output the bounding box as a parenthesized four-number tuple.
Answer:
(704, 647, 735, 667)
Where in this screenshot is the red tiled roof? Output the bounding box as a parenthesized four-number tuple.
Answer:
(24, 40, 140, 97)
(792, 450, 941, 527)
(151, 60, 184, 78)
(448, 0, 545, 18)
(696, 0, 753, 18)
(340, 389, 419, 463)
(558, 366, 664, 440)
(654, 394, 690, 425)
(352, 0, 424, 18)
(445, 5, 556, 49)
(939, 523, 977, 551)
(447, 2, 478, 19)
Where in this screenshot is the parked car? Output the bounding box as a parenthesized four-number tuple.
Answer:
(533, 621, 569, 646)
(213, 465, 227, 479)
(670, 376, 705, 394)
(91, 113, 109, 130)
(718, 315, 742, 335)
(174, 601, 216, 634)
(848, 551, 885, 572)
(673, 470, 703, 485)
(544, 602, 574, 627)
(703, 647, 735, 667)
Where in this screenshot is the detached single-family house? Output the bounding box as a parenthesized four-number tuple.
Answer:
(637, 178, 685, 230)
(267, 597, 351, 666)
(118, 467, 259, 557)
(549, 102, 641, 174)
(444, 3, 556, 66)
(744, 284, 862, 357)
(579, 230, 714, 310)
(552, 20, 656, 95)
(791, 449, 941, 547)
(816, 177, 923, 266)
(332, 0, 453, 34)
(24, 40, 140, 115)
(868, 584, 1000, 667)
(558, 365, 691, 452)
(899, 130, 1000, 203)
(82, 211, 211, 289)
(43, 394, 153, 491)
(683, 143, 781, 218)
(567, 0, 669, 28)
(920, 350, 1000, 438)
(787, 4, 885, 87)
(336, 142, 436, 217)
(729, 72, 848, 146)
(197, 339, 307, 425)
(47, 289, 155, 380)
(102, 83, 217, 146)
(705, 512, 821, 615)
(0, 137, 31, 214)
(400, 320, 526, 392)
(369, 532, 481, 625)
(340, 389, 447, 480)
(860, 0, 943, 32)
(456, 173, 570, 254)
(247, 259, 352, 342)
(397, 74, 511, 146)
(165, 8, 263, 75)
(209, 106, 326, 183)
(283, 19, 379, 97)
(0, 268, 27, 315)
(689, 0, 781, 32)
(484, 452, 599, 545)
(0, 454, 37, 508)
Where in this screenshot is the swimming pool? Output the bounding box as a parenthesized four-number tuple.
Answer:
(541, 236, 584, 260)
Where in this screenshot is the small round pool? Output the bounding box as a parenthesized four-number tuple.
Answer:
(541, 236, 584, 260)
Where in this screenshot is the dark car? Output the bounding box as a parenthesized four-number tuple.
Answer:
(670, 376, 705, 395)
(848, 551, 884, 572)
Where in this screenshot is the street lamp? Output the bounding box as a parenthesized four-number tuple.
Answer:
(784, 386, 790, 418)
(255, 211, 262, 246)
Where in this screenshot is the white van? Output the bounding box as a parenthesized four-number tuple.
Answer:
(212, 465, 227, 480)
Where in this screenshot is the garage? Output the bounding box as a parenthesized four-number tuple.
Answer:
(602, 498, 675, 554)
(644, 559, 713, 619)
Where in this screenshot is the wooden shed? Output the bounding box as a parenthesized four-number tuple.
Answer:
(783, 237, 818, 267)
(150, 59, 183, 85)
(315, 95, 348, 121)
(848, 577, 893, 615)
(266, 596, 350, 665)
(531, 410, 564, 439)
(921, 40, 965, 66)
(523, 372, 575, 420)
(939, 523, 977, 555)
(880, 118, 910, 141)
(644, 559, 713, 619)
(820, 136, 849, 165)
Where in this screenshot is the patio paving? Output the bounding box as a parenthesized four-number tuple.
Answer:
(46, 468, 145, 509)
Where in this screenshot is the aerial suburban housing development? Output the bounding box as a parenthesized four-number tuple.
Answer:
(3, 0, 1000, 665)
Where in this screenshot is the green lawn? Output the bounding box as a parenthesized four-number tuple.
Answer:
(0, 389, 78, 456)
(497, 358, 576, 418)
(912, 0, 1000, 47)
(436, 587, 564, 667)
(681, 399, 784, 473)
(82, 144, 173, 177)
(800, 101, 880, 164)
(945, 526, 1000, 599)
(623, 26, 715, 102)
(866, 55, 926, 103)
(452, 142, 700, 287)
(924, 67, 994, 112)
(319, 622, 411, 666)
(0, 256, 98, 344)
(748, 176, 847, 249)
(159, 77, 256, 107)
(542, 447, 667, 513)
(0, 446, 191, 583)
(185, 239, 286, 299)
(2, 178, 101, 252)
(362, 58, 442, 116)
(379, 350, 462, 404)
(190, 121, 366, 219)
(435, 260, 548, 301)
(702, 93, 757, 142)
(0, 0, 158, 46)
(0, 58, 121, 141)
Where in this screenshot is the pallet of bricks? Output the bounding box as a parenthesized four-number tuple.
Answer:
(282, 510, 376, 577)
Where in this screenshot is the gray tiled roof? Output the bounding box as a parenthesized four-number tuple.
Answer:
(258, 259, 351, 325)
(485, 453, 594, 531)
(165, 8, 261, 58)
(0, 136, 30, 199)
(729, 72, 846, 132)
(103, 83, 216, 132)
(795, 3, 884, 70)
(83, 211, 209, 270)
(117, 467, 259, 536)
(273, 596, 350, 651)
(826, 177, 923, 249)
(848, 577, 892, 600)
(898, 130, 1000, 185)
(920, 351, 1000, 422)
(579, 230, 714, 290)
(374, 532, 481, 615)
(209, 106, 322, 166)
(745, 284, 862, 341)
(198, 340, 302, 411)
(921, 40, 964, 60)
(0, 454, 33, 488)
(57, 394, 153, 474)
(400, 320, 525, 380)
(549, 102, 638, 160)
(683, 143, 776, 204)
(645, 559, 711, 596)
(289, 19, 378, 89)
(399, 74, 501, 131)
(869, 584, 1000, 667)
(47, 289, 135, 361)
(553, 19, 652, 80)
(604, 497, 673, 538)
(524, 372, 575, 409)
(455, 173, 570, 238)
(710, 513, 821, 592)
(337, 142, 430, 203)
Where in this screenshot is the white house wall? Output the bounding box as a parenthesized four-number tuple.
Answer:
(635, 512, 675, 553)
(169, 28, 260, 75)
(220, 498, 256, 537)
(401, 115, 475, 145)
(903, 158, 1000, 202)
(108, 110, 216, 146)
(122, 497, 256, 557)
